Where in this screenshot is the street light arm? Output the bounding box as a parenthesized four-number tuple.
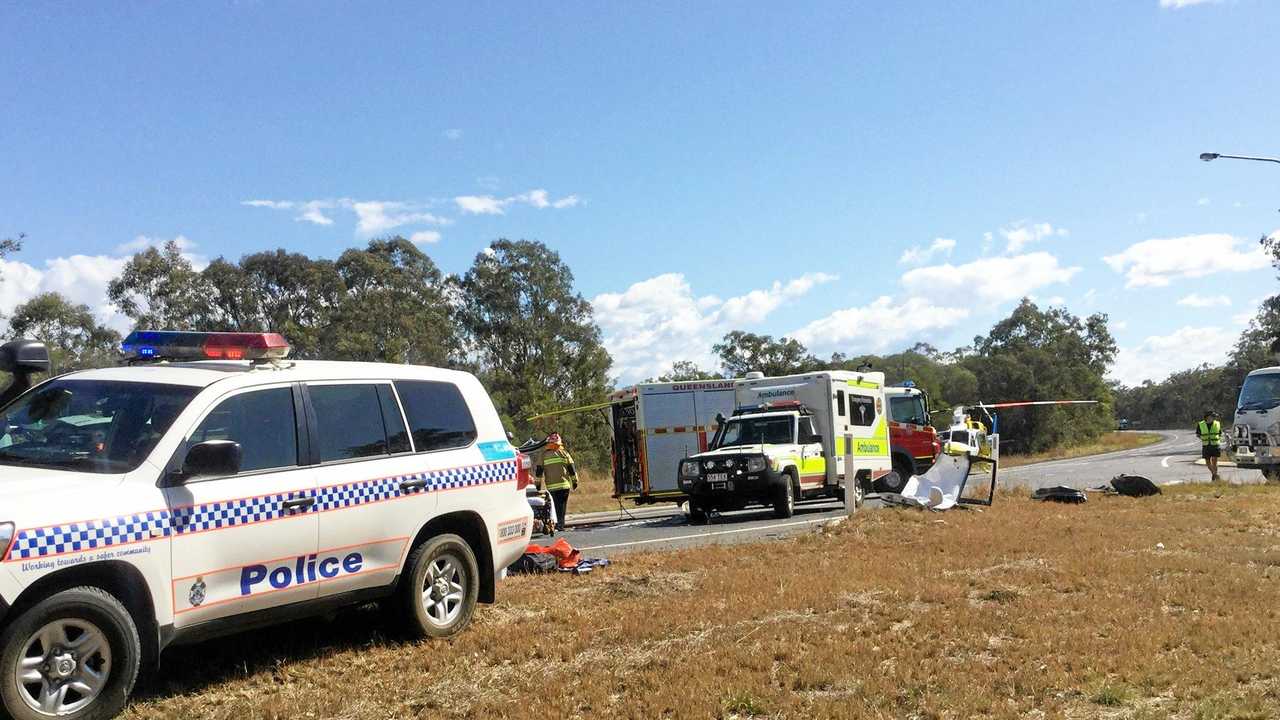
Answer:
(1201, 152, 1280, 165)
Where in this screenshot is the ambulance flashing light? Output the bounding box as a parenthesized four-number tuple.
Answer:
(121, 331, 291, 361)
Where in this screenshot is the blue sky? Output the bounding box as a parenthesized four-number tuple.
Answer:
(3, 1, 1278, 385)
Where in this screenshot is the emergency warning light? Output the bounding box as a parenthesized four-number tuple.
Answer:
(121, 331, 291, 361)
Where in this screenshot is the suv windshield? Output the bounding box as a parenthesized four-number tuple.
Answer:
(1238, 373, 1280, 412)
(715, 416, 794, 448)
(0, 380, 199, 474)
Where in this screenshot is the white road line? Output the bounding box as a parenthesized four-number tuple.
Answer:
(579, 516, 833, 551)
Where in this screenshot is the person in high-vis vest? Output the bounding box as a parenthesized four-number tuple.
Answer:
(536, 432, 577, 531)
(1197, 410, 1222, 483)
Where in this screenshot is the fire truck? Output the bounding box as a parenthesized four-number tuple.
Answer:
(883, 383, 941, 492)
(607, 379, 740, 504)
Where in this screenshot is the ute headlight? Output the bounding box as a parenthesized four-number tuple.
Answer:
(0, 522, 13, 559)
(747, 456, 767, 473)
(681, 461, 701, 478)
(724, 458, 736, 468)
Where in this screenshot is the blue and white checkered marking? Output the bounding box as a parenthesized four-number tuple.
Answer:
(6, 459, 517, 561)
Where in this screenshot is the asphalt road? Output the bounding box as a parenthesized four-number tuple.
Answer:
(554, 430, 1255, 558)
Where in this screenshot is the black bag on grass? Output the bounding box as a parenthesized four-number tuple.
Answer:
(508, 552, 558, 575)
(1111, 474, 1160, 497)
(1031, 486, 1088, 503)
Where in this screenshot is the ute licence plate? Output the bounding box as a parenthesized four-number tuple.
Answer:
(708, 472, 731, 490)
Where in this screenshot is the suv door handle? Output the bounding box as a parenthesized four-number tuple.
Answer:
(399, 478, 428, 492)
(282, 497, 315, 511)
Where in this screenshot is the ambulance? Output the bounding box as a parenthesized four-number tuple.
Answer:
(677, 371, 892, 520)
(0, 331, 532, 720)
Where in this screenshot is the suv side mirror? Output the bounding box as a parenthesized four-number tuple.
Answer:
(178, 440, 241, 481)
(0, 339, 51, 407)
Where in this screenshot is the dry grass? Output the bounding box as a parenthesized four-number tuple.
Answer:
(566, 468, 630, 514)
(1001, 431, 1164, 468)
(124, 483, 1280, 719)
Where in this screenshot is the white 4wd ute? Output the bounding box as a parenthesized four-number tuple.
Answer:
(0, 332, 533, 720)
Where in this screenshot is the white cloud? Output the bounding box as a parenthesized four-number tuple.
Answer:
(592, 272, 832, 383)
(443, 128, 463, 141)
(296, 201, 336, 226)
(790, 296, 970, 356)
(454, 195, 507, 215)
(999, 221, 1067, 254)
(899, 237, 956, 265)
(1159, 0, 1222, 8)
(1046, 296, 1066, 306)
(453, 189, 581, 216)
(1103, 233, 1269, 288)
(0, 235, 213, 335)
(1110, 326, 1236, 386)
(409, 230, 442, 245)
(350, 201, 449, 236)
(243, 198, 450, 236)
(901, 252, 1081, 305)
(1177, 293, 1231, 308)
(1197, 197, 1211, 206)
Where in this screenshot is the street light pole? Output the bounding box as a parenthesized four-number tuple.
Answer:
(1200, 152, 1280, 165)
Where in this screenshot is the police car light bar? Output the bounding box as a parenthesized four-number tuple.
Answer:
(121, 331, 291, 361)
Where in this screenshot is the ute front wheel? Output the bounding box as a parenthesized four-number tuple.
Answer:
(773, 473, 796, 519)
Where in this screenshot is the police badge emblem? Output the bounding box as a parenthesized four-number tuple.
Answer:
(189, 577, 206, 607)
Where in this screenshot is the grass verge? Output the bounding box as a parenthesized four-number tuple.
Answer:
(126, 483, 1280, 719)
(1001, 430, 1164, 468)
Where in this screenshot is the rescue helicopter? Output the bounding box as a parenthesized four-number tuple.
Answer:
(889, 399, 1098, 510)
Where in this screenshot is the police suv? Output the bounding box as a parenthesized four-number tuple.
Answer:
(0, 331, 533, 720)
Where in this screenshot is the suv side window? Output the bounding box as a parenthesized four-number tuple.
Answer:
(309, 384, 391, 462)
(189, 387, 298, 473)
(394, 380, 478, 452)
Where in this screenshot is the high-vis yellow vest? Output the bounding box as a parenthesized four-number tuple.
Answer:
(541, 449, 576, 491)
(1198, 420, 1221, 446)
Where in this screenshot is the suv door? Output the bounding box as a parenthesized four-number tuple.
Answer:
(165, 384, 319, 626)
(305, 381, 438, 599)
(797, 416, 825, 489)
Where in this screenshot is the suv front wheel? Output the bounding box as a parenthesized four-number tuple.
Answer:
(0, 587, 140, 720)
(401, 534, 480, 639)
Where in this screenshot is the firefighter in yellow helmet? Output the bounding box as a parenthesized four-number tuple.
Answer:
(536, 432, 577, 531)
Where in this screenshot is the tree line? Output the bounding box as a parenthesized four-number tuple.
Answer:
(5, 230, 1274, 463)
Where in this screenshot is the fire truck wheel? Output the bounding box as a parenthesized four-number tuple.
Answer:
(687, 503, 708, 524)
(876, 459, 912, 494)
(773, 472, 796, 519)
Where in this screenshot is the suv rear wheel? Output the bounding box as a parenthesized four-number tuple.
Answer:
(401, 533, 480, 639)
(0, 587, 140, 720)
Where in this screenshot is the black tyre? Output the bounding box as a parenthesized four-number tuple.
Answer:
(0, 587, 140, 720)
(876, 459, 912, 494)
(1263, 468, 1280, 483)
(773, 472, 796, 519)
(687, 502, 708, 524)
(401, 533, 480, 639)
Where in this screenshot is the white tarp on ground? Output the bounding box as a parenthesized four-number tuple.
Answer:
(895, 452, 973, 510)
